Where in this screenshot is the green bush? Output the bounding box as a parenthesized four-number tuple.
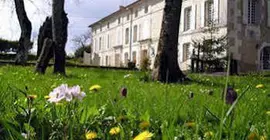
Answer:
(140, 57, 150, 71)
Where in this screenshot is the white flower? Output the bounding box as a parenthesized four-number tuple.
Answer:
(47, 84, 86, 103)
(124, 74, 132, 78)
(21, 133, 28, 139)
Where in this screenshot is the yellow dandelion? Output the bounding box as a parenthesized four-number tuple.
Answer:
(248, 132, 259, 140)
(134, 131, 153, 140)
(44, 96, 50, 100)
(27, 95, 37, 100)
(139, 121, 150, 130)
(266, 111, 270, 115)
(184, 122, 196, 128)
(109, 126, 121, 135)
(260, 135, 267, 140)
(85, 131, 97, 140)
(89, 85, 101, 92)
(256, 84, 264, 89)
(204, 131, 214, 138)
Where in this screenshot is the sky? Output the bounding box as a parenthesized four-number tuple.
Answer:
(0, 0, 136, 55)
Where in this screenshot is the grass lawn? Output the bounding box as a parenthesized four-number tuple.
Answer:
(0, 65, 269, 139)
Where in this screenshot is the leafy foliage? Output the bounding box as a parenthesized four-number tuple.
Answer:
(0, 38, 19, 53)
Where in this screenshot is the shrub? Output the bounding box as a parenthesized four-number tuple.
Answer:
(140, 57, 150, 71)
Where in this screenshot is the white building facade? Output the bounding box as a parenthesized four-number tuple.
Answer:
(88, 0, 270, 73)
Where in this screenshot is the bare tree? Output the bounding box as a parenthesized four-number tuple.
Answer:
(152, 0, 188, 83)
(72, 30, 91, 48)
(52, 0, 68, 75)
(14, 0, 32, 65)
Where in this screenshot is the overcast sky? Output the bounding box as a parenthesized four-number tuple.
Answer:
(0, 0, 136, 55)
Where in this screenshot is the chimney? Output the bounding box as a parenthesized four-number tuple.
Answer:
(119, 5, 125, 10)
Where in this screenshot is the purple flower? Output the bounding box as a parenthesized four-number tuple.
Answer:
(226, 87, 237, 105)
(120, 87, 127, 97)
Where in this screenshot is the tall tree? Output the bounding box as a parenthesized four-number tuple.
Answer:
(52, 0, 68, 74)
(152, 0, 188, 83)
(14, 0, 32, 65)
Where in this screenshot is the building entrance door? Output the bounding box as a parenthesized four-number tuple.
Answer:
(260, 46, 270, 70)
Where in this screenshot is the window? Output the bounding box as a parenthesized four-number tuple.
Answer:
(248, 0, 259, 24)
(127, 14, 130, 21)
(205, 0, 214, 26)
(133, 25, 138, 42)
(94, 39, 97, 52)
(145, 5, 149, 13)
(125, 28, 130, 44)
(124, 52, 129, 65)
(118, 17, 121, 24)
(105, 55, 109, 66)
(132, 51, 137, 63)
(135, 10, 138, 18)
(107, 22, 110, 29)
(99, 37, 102, 50)
(184, 7, 191, 31)
(107, 34, 110, 48)
(182, 43, 190, 62)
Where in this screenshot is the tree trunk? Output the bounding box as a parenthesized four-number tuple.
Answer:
(35, 38, 53, 74)
(152, 0, 187, 83)
(52, 0, 68, 75)
(14, 0, 32, 65)
(37, 17, 53, 58)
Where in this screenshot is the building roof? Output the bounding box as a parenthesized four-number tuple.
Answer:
(88, 0, 143, 28)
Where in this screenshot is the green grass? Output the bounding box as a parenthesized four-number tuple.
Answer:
(0, 65, 269, 139)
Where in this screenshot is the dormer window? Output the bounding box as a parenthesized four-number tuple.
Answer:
(145, 5, 149, 13)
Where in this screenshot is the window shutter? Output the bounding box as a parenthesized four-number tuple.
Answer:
(267, 0, 270, 26)
(243, 0, 248, 24)
(214, 0, 219, 23)
(201, 2, 205, 27)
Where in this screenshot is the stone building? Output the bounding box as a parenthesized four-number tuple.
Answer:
(87, 0, 270, 73)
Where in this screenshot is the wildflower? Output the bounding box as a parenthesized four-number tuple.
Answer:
(139, 121, 150, 130)
(260, 135, 267, 140)
(266, 111, 270, 115)
(134, 131, 153, 140)
(21, 133, 28, 139)
(69, 85, 86, 101)
(248, 132, 259, 140)
(124, 74, 132, 78)
(188, 92, 194, 99)
(208, 90, 214, 96)
(85, 131, 97, 140)
(204, 131, 214, 138)
(48, 84, 86, 103)
(256, 84, 264, 89)
(226, 86, 237, 105)
(109, 126, 121, 135)
(27, 95, 37, 100)
(89, 85, 101, 92)
(44, 96, 50, 99)
(117, 115, 127, 122)
(120, 87, 127, 97)
(184, 122, 196, 128)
